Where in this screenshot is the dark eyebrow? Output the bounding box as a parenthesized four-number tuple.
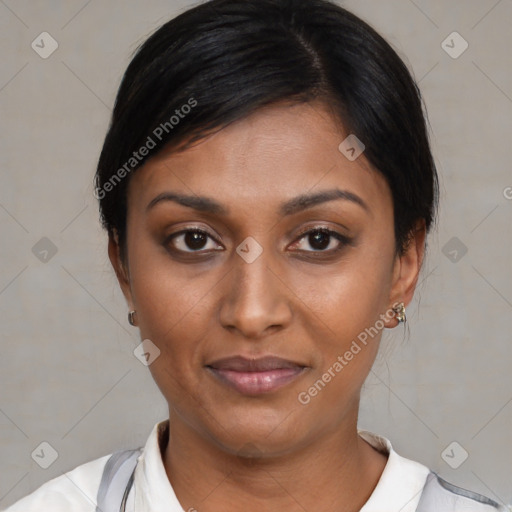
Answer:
(146, 188, 369, 216)
(146, 192, 228, 215)
(279, 189, 369, 216)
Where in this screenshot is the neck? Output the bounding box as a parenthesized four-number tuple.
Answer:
(162, 410, 388, 512)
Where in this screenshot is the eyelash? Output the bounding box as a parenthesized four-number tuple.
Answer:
(164, 226, 351, 257)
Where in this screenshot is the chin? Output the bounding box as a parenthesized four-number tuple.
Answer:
(198, 405, 308, 458)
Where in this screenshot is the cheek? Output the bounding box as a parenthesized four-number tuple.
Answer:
(130, 267, 214, 408)
(303, 248, 394, 342)
(133, 273, 213, 360)
(125, 231, 217, 370)
(293, 242, 395, 398)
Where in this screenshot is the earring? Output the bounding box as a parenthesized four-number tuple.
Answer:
(392, 302, 406, 323)
(128, 310, 137, 326)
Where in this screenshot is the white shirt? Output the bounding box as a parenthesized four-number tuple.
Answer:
(2, 419, 431, 512)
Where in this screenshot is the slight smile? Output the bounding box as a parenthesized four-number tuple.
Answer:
(206, 356, 309, 395)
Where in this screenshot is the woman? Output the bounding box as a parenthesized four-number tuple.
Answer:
(3, 0, 507, 511)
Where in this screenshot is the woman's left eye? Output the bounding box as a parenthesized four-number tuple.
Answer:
(290, 227, 350, 253)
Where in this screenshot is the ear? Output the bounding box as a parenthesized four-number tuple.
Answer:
(385, 219, 427, 327)
(107, 230, 135, 309)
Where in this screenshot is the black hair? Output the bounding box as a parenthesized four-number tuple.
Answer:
(95, 0, 438, 261)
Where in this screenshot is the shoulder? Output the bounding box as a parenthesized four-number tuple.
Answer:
(417, 471, 509, 512)
(358, 430, 508, 512)
(2, 453, 111, 512)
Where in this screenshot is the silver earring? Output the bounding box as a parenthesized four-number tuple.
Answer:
(392, 302, 406, 323)
(128, 310, 137, 326)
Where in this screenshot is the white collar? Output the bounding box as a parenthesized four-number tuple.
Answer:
(133, 420, 429, 512)
(133, 420, 182, 511)
(358, 429, 430, 512)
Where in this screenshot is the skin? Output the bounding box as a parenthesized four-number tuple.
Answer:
(109, 101, 426, 512)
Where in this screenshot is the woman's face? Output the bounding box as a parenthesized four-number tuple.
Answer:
(110, 102, 424, 456)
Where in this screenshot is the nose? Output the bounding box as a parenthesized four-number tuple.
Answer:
(219, 245, 293, 340)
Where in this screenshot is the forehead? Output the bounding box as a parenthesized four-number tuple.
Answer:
(126, 102, 392, 219)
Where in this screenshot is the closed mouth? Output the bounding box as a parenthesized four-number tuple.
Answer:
(206, 355, 308, 395)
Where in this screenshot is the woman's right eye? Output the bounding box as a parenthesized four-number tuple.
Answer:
(165, 229, 223, 253)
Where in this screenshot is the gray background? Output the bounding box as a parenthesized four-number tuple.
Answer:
(1, 0, 511, 509)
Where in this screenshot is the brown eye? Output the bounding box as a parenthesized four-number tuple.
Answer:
(166, 229, 223, 253)
(291, 227, 350, 253)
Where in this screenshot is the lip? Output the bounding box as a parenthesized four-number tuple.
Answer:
(206, 356, 308, 395)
